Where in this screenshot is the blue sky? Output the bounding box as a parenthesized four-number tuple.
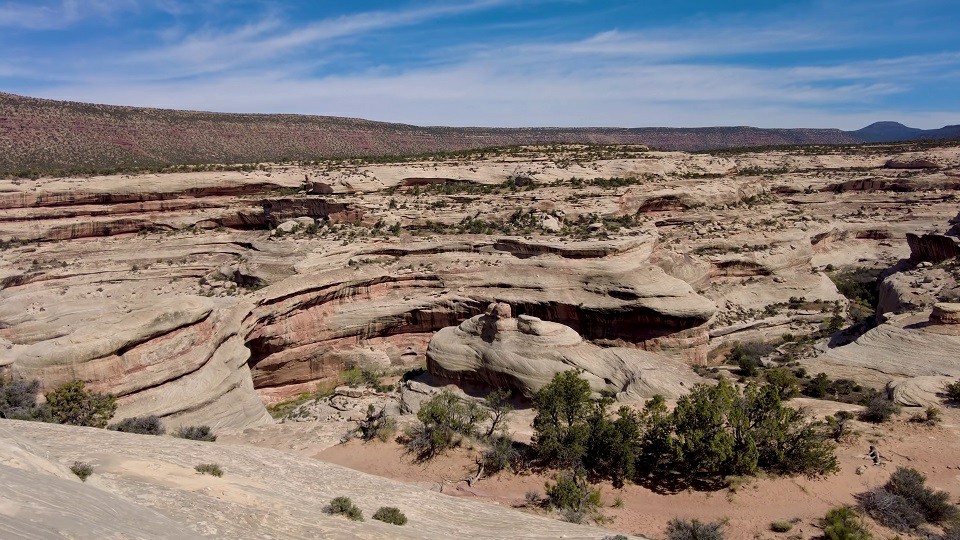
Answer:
(1, 0, 958, 128)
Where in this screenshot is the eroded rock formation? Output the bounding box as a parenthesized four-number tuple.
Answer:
(426, 303, 706, 400)
(3, 142, 960, 427)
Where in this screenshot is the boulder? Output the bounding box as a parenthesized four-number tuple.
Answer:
(309, 181, 335, 195)
(931, 303, 960, 325)
(426, 303, 706, 400)
(883, 158, 939, 170)
(888, 376, 955, 407)
(540, 215, 562, 233)
(275, 217, 315, 234)
(907, 232, 960, 263)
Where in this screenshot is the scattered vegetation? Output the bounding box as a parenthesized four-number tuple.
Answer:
(326, 496, 363, 521)
(340, 367, 390, 391)
(174, 425, 217, 442)
(828, 267, 883, 326)
(109, 415, 165, 435)
(266, 381, 337, 419)
(531, 371, 837, 492)
(357, 405, 398, 442)
(372, 506, 408, 526)
(0, 378, 50, 421)
(770, 520, 793, 532)
(70, 461, 93, 482)
(801, 373, 882, 405)
(45, 381, 117, 428)
(664, 517, 726, 540)
(403, 390, 484, 461)
(483, 389, 513, 438)
(860, 397, 901, 423)
(909, 406, 942, 426)
(825, 411, 856, 443)
(480, 434, 519, 476)
(194, 463, 223, 477)
(729, 341, 773, 377)
(544, 469, 604, 524)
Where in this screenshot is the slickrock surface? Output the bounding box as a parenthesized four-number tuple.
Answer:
(427, 303, 705, 399)
(807, 311, 960, 393)
(0, 419, 637, 539)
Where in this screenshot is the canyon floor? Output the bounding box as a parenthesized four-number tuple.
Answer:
(2, 141, 960, 538)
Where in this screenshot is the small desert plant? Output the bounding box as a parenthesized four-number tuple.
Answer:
(372, 506, 407, 525)
(45, 381, 117, 428)
(358, 405, 397, 442)
(909, 406, 942, 426)
(484, 388, 513, 438)
(524, 489, 543, 507)
(545, 470, 603, 524)
(770, 520, 793, 532)
(729, 341, 776, 375)
(194, 463, 223, 477)
(612, 496, 624, 509)
(826, 410, 855, 442)
(859, 487, 924, 532)
(109, 415, 164, 435)
(945, 380, 960, 403)
(404, 391, 484, 461)
(764, 368, 799, 399)
(174, 425, 216, 442)
(0, 378, 51, 421)
(70, 461, 93, 481)
(860, 397, 900, 423)
(664, 517, 726, 540)
(481, 434, 518, 475)
(884, 467, 958, 524)
(326, 496, 363, 521)
(821, 506, 872, 540)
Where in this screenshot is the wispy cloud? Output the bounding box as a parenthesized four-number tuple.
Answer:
(123, 0, 511, 78)
(1, 0, 958, 128)
(0, 0, 141, 30)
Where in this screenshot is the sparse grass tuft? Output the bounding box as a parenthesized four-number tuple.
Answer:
(326, 496, 363, 521)
(665, 517, 726, 540)
(860, 397, 900, 423)
(174, 425, 216, 442)
(194, 463, 223, 477)
(821, 506, 871, 540)
(109, 415, 164, 435)
(372, 506, 407, 525)
(70, 461, 93, 481)
(909, 406, 941, 426)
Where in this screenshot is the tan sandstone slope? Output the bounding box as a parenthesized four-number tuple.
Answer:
(0, 419, 640, 539)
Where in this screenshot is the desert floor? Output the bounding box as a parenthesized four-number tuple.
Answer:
(313, 403, 960, 539)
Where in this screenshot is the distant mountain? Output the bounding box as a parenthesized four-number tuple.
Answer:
(0, 92, 956, 174)
(847, 121, 960, 143)
(849, 121, 927, 143)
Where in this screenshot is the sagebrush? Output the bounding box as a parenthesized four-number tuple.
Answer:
(326, 496, 363, 521)
(372, 506, 407, 525)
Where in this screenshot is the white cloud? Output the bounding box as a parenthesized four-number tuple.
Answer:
(0, 0, 140, 30)
(29, 50, 960, 129)
(121, 0, 512, 78)
(4, 0, 958, 128)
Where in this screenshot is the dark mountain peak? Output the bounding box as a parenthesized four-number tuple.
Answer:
(849, 121, 925, 142)
(858, 121, 910, 130)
